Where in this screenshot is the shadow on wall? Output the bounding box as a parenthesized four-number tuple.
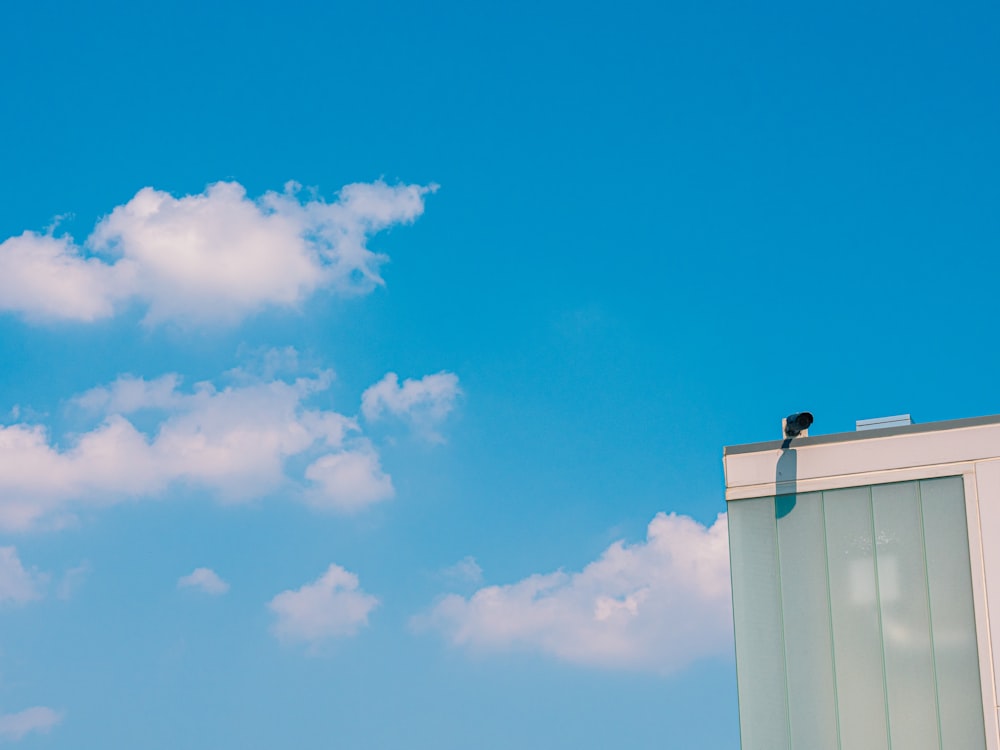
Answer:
(775, 438, 797, 519)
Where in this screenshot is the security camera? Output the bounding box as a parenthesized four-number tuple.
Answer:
(783, 412, 813, 438)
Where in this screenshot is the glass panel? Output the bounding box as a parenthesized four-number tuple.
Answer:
(775, 492, 838, 749)
(731, 477, 988, 750)
(823, 486, 889, 750)
(871, 482, 939, 750)
(920, 477, 987, 749)
(728, 496, 790, 750)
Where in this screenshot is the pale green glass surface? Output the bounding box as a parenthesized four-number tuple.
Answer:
(871, 482, 939, 750)
(823, 486, 890, 750)
(921, 477, 987, 749)
(728, 496, 790, 750)
(729, 477, 986, 749)
(775, 492, 839, 750)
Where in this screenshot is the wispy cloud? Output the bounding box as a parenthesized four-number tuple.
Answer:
(56, 561, 91, 600)
(268, 564, 379, 650)
(441, 556, 484, 585)
(0, 180, 435, 326)
(0, 356, 404, 531)
(361, 371, 461, 442)
(177, 567, 230, 595)
(0, 547, 47, 605)
(416, 512, 732, 674)
(0, 707, 62, 742)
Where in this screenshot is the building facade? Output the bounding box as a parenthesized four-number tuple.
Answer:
(724, 415, 1000, 749)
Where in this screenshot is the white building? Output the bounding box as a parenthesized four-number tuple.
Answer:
(724, 414, 1000, 749)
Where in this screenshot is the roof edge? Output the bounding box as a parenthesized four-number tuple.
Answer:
(724, 414, 1000, 456)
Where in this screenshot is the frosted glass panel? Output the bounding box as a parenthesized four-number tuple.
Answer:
(728, 476, 986, 749)
(823, 486, 890, 750)
(728, 496, 789, 750)
(921, 477, 987, 749)
(871, 482, 938, 750)
(775, 492, 838, 750)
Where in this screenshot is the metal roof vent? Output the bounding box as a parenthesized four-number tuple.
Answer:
(856, 414, 912, 431)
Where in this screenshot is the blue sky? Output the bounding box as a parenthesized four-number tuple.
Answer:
(0, 0, 998, 746)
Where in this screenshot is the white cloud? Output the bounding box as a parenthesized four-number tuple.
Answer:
(0, 707, 62, 742)
(73, 372, 184, 414)
(304, 442, 394, 512)
(177, 567, 229, 595)
(417, 512, 732, 674)
(228, 345, 304, 383)
(268, 564, 379, 648)
(0, 233, 124, 322)
(0, 362, 397, 531)
(361, 371, 460, 442)
(441, 556, 484, 584)
(0, 548, 46, 605)
(0, 180, 434, 326)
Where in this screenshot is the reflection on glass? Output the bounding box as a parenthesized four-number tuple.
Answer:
(776, 492, 838, 749)
(728, 496, 790, 750)
(872, 482, 937, 750)
(728, 477, 985, 749)
(824, 486, 889, 749)
(921, 477, 987, 748)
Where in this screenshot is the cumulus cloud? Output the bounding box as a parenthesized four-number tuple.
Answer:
(0, 233, 123, 322)
(0, 180, 434, 326)
(268, 564, 379, 648)
(0, 548, 47, 605)
(177, 567, 230, 595)
(303, 443, 394, 512)
(417, 512, 732, 674)
(361, 372, 460, 441)
(0, 707, 62, 742)
(0, 361, 398, 531)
